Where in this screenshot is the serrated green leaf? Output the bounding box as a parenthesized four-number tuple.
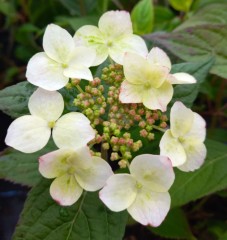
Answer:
(13, 179, 128, 240)
(169, 0, 193, 12)
(0, 81, 36, 118)
(131, 0, 154, 35)
(0, 141, 56, 186)
(150, 208, 195, 239)
(170, 139, 227, 208)
(145, 24, 227, 78)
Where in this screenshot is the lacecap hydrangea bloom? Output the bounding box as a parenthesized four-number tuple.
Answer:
(100, 154, 175, 226)
(119, 47, 196, 111)
(160, 101, 207, 171)
(74, 10, 148, 65)
(26, 24, 96, 91)
(5, 88, 95, 153)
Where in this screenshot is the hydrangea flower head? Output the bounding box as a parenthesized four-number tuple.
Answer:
(39, 146, 113, 206)
(74, 11, 148, 65)
(160, 101, 207, 171)
(26, 24, 96, 91)
(5, 88, 95, 153)
(119, 47, 196, 112)
(99, 154, 175, 226)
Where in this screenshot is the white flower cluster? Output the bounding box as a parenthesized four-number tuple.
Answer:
(5, 11, 206, 227)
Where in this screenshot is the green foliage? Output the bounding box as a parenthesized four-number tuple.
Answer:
(131, 0, 154, 35)
(170, 139, 227, 208)
(169, 0, 193, 12)
(13, 179, 128, 240)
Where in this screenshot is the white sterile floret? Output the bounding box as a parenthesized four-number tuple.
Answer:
(5, 88, 95, 153)
(160, 101, 207, 171)
(99, 154, 175, 226)
(74, 10, 148, 65)
(119, 47, 196, 112)
(39, 146, 113, 206)
(26, 24, 96, 91)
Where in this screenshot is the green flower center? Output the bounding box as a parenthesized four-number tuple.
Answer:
(48, 121, 55, 128)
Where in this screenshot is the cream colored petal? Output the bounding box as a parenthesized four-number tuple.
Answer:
(179, 142, 207, 172)
(28, 88, 64, 122)
(130, 154, 174, 192)
(75, 156, 113, 191)
(109, 34, 148, 64)
(119, 80, 143, 104)
(147, 47, 171, 69)
(142, 81, 173, 112)
(26, 52, 68, 91)
(128, 190, 170, 227)
(43, 24, 74, 63)
(53, 112, 95, 149)
(50, 174, 83, 206)
(99, 174, 137, 212)
(63, 66, 93, 81)
(5, 115, 50, 153)
(169, 73, 196, 84)
(170, 101, 194, 137)
(99, 11, 132, 37)
(160, 130, 187, 167)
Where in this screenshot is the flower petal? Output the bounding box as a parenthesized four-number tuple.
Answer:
(75, 25, 108, 66)
(128, 190, 170, 227)
(119, 80, 143, 103)
(130, 154, 174, 192)
(26, 52, 68, 91)
(109, 35, 148, 64)
(63, 66, 93, 81)
(99, 11, 132, 37)
(5, 115, 50, 153)
(178, 142, 207, 172)
(28, 88, 64, 122)
(75, 156, 113, 191)
(160, 130, 187, 167)
(169, 73, 196, 84)
(147, 47, 171, 69)
(39, 148, 72, 178)
(50, 174, 83, 206)
(99, 174, 137, 212)
(43, 24, 74, 63)
(53, 112, 95, 149)
(142, 81, 173, 111)
(170, 101, 194, 137)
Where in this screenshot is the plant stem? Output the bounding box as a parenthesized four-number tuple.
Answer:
(151, 125, 166, 133)
(76, 84, 84, 93)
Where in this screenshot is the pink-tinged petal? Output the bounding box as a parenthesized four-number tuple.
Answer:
(142, 81, 173, 111)
(39, 148, 73, 179)
(75, 25, 108, 66)
(170, 101, 194, 137)
(128, 190, 170, 227)
(169, 73, 196, 84)
(147, 47, 171, 69)
(53, 112, 95, 149)
(26, 52, 68, 91)
(184, 112, 206, 143)
(99, 11, 132, 37)
(63, 66, 93, 81)
(43, 24, 74, 63)
(28, 88, 64, 122)
(130, 154, 174, 192)
(50, 174, 83, 206)
(160, 130, 187, 167)
(179, 142, 207, 172)
(5, 115, 50, 153)
(75, 156, 113, 191)
(109, 35, 148, 64)
(119, 80, 143, 104)
(99, 174, 137, 212)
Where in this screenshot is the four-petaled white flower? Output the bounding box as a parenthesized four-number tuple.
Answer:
(26, 24, 96, 91)
(39, 146, 113, 206)
(119, 47, 196, 112)
(99, 154, 175, 226)
(74, 10, 148, 65)
(5, 88, 95, 153)
(160, 101, 207, 171)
